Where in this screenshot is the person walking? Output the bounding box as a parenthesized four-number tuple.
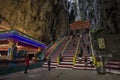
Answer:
(24, 55, 30, 74)
(87, 45, 90, 54)
(80, 47, 83, 55)
(78, 53, 82, 63)
(89, 56, 93, 68)
(47, 57, 51, 71)
(59, 54, 63, 62)
(84, 56, 88, 69)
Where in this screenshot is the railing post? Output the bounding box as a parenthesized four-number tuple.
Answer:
(57, 56, 60, 65)
(73, 32, 82, 65)
(73, 55, 76, 65)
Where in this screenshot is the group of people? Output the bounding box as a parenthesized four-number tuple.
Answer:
(77, 28, 93, 68)
(78, 53, 93, 68)
(84, 56, 93, 67)
(24, 28, 92, 73)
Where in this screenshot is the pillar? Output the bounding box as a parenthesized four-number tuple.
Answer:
(7, 39, 14, 60)
(7, 39, 18, 60)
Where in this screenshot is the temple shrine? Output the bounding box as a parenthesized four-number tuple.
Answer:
(0, 30, 47, 60)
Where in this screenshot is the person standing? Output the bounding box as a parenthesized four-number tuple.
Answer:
(89, 56, 93, 67)
(24, 55, 30, 74)
(80, 47, 83, 55)
(78, 53, 82, 63)
(59, 54, 63, 62)
(87, 45, 90, 54)
(47, 57, 51, 71)
(84, 56, 88, 69)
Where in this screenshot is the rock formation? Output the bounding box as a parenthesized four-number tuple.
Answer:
(68, 0, 120, 58)
(77, 0, 120, 34)
(0, 0, 69, 45)
(0, 0, 120, 58)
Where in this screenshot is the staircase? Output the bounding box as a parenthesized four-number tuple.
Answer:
(57, 37, 79, 69)
(43, 37, 69, 68)
(44, 43, 57, 57)
(105, 60, 120, 73)
(73, 55, 96, 70)
(73, 33, 96, 70)
(43, 32, 96, 70)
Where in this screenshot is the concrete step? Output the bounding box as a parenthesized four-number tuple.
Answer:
(60, 62, 73, 65)
(75, 60, 90, 62)
(57, 64, 73, 68)
(74, 63, 93, 67)
(65, 49, 76, 52)
(51, 61, 57, 63)
(73, 67, 96, 70)
(51, 56, 58, 58)
(62, 59, 73, 62)
(105, 65, 120, 70)
(42, 65, 57, 68)
(57, 67, 72, 70)
(44, 62, 57, 65)
(63, 57, 73, 59)
(107, 61, 120, 65)
(63, 55, 74, 57)
(64, 53, 75, 55)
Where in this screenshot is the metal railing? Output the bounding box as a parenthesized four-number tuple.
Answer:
(89, 32, 96, 66)
(47, 37, 65, 59)
(73, 32, 82, 65)
(57, 36, 72, 64)
(61, 36, 72, 55)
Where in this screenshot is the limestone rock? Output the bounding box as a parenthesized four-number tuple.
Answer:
(70, 0, 120, 34)
(0, 0, 69, 44)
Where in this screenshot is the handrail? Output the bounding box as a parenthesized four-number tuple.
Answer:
(61, 36, 72, 55)
(89, 32, 96, 66)
(57, 36, 72, 64)
(73, 32, 82, 65)
(43, 34, 65, 54)
(47, 37, 65, 58)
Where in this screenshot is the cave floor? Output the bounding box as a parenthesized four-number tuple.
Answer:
(0, 68, 120, 80)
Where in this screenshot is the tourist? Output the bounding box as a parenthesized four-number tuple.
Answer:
(80, 47, 83, 55)
(89, 56, 93, 67)
(47, 57, 51, 71)
(84, 56, 88, 69)
(77, 30, 80, 37)
(78, 53, 82, 63)
(59, 54, 63, 62)
(24, 55, 30, 74)
(87, 45, 90, 54)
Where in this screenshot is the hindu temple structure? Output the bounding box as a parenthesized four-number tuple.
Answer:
(0, 30, 47, 61)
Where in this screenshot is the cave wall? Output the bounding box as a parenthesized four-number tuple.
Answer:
(77, 0, 120, 34)
(0, 0, 69, 45)
(73, 0, 120, 58)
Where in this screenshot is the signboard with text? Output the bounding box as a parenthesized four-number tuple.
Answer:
(98, 38, 105, 49)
